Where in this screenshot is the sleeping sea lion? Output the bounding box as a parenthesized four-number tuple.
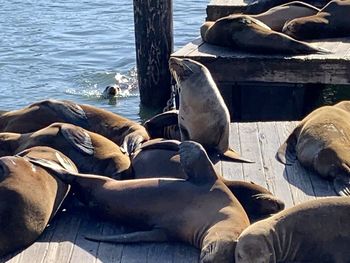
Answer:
(277, 101, 350, 196)
(235, 196, 350, 263)
(27, 141, 250, 263)
(282, 0, 350, 40)
(0, 122, 131, 179)
(200, 14, 329, 54)
(250, 1, 320, 32)
(169, 57, 253, 163)
(0, 99, 150, 155)
(0, 146, 75, 257)
(133, 139, 284, 220)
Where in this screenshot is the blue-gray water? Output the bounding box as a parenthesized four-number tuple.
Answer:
(0, 0, 206, 122)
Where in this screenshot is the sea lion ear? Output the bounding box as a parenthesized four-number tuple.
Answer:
(42, 99, 89, 128)
(60, 124, 94, 156)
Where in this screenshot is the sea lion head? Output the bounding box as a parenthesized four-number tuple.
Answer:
(102, 85, 121, 99)
(235, 225, 275, 263)
(200, 236, 236, 263)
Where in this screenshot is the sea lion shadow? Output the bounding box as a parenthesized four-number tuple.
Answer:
(282, 161, 337, 197)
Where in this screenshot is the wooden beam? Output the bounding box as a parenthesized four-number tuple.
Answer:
(133, 0, 174, 110)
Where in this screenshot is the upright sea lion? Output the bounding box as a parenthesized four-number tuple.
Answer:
(133, 139, 284, 220)
(169, 57, 253, 163)
(0, 99, 150, 155)
(0, 146, 75, 257)
(235, 196, 350, 263)
(0, 122, 131, 179)
(277, 101, 350, 196)
(101, 85, 121, 99)
(200, 14, 329, 54)
(27, 141, 250, 263)
(283, 0, 350, 40)
(250, 1, 320, 32)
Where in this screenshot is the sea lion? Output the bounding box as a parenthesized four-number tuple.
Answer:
(0, 99, 150, 155)
(0, 122, 131, 179)
(250, 1, 320, 32)
(143, 110, 181, 140)
(27, 141, 250, 263)
(200, 14, 329, 54)
(133, 139, 284, 220)
(277, 101, 350, 196)
(101, 85, 121, 99)
(0, 146, 75, 257)
(235, 196, 350, 263)
(169, 57, 253, 163)
(282, 0, 350, 40)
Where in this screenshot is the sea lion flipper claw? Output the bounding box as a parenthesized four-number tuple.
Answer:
(60, 124, 94, 155)
(222, 149, 254, 163)
(85, 229, 168, 243)
(333, 176, 350, 196)
(276, 133, 297, 165)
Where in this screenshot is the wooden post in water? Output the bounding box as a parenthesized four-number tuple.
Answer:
(133, 0, 173, 110)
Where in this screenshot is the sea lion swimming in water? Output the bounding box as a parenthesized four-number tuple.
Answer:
(169, 57, 253, 163)
(0, 146, 75, 257)
(27, 141, 250, 263)
(0, 122, 131, 179)
(0, 99, 149, 155)
(283, 0, 350, 40)
(133, 139, 284, 220)
(277, 101, 350, 196)
(200, 14, 329, 54)
(235, 196, 350, 263)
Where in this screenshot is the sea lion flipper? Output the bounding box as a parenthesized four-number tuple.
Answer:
(333, 175, 350, 196)
(140, 139, 180, 151)
(122, 132, 145, 156)
(179, 141, 217, 184)
(43, 99, 89, 128)
(276, 132, 297, 165)
(222, 149, 254, 163)
(85, 229, 168, 243)
(60, 124, 94, 156)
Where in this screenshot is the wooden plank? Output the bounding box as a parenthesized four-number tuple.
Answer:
(257, 122, 294, 208)
(120, 244, 150, 263)
(171, 244, 199, 263)
(206, 0, 249, 21)
(172, 38, 350, 85)
(238, 123, 268, 188)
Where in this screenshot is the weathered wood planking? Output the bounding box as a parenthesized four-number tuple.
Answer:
(0, 122, 338, 263)
(172, 38, 350, 85)
(206, 0, 253, 21)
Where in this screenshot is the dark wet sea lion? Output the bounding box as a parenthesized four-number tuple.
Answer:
(200, 14, 329, 54)
(27, 141, 250, 263)
(235, 196, 350, 263)
(143, 109, 181, 140)
(102, 85, 121, 99)
(133, 139, 284, 220)
(0, 99, 150, 155)
(277, 101, 350, 196)
(0, 122, 131, 179)
(282, 0, 350, 40)
(251, 1, 320, 32)
(169, 57, 253, 163)
(0, 146, 75, 257)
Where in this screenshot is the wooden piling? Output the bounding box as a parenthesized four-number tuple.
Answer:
(133, 0, 174, 110)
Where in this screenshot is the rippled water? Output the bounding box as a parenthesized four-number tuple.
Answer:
(0, 0, 207, 122)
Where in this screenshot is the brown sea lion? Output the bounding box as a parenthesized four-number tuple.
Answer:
(277, 101, 350, 196)
(200, 14, 329, 54)
(251, 1, 320, 32)
(143, 109, 181, 140)
(0, 122, 131, 179)
(133, 139, 284, 220)
(169, 57, 253, 163)
(0, 99, 149, 155)
(283, 0, 350, 40)
(0, 146, 75, 257)
(235, 196, 350, 263)
(27, 141, 250, 263)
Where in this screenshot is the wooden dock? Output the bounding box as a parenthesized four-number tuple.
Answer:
(1, 121, 337, 263)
